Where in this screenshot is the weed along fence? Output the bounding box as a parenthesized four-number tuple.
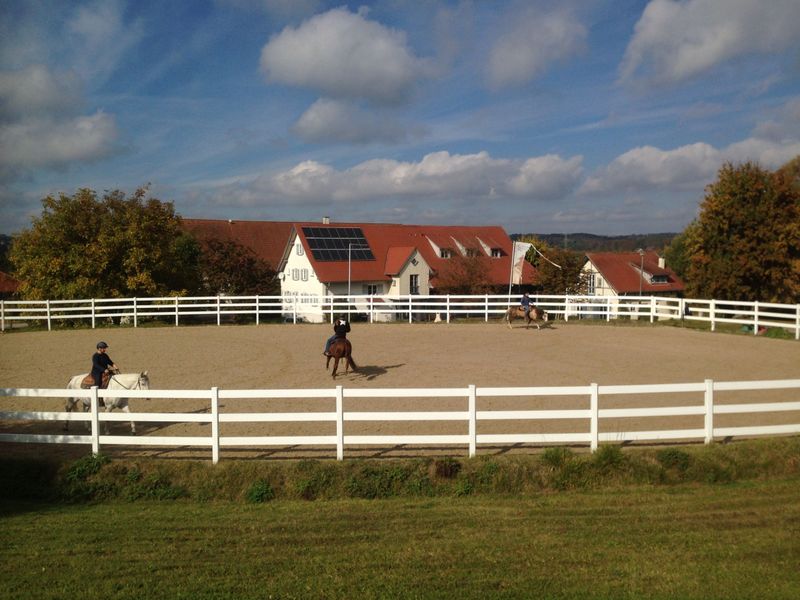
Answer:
(2, 378, 799, 463)
(1, 294, 799, 339)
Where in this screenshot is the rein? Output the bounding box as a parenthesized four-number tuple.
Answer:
(109, 375, 143, 390)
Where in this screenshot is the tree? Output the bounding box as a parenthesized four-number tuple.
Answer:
(683, 160, 800, 302)
(10, 187, 200, 299)
(197, 238, 279, 295)
(520, 236, 590, 295)
(434, 254, 494, 294)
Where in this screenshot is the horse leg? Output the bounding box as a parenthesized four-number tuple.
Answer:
(331, 357, 340, 378)
(120, 403, 136, 435)
(64, 397, 77, 431)
(326, 354, 332, 371)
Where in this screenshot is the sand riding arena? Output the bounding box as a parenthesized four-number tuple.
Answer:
(1, 321, 799, 460)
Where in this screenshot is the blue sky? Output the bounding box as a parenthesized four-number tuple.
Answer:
(1, 0, 799, 236)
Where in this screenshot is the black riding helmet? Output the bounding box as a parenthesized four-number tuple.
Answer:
(97, 341, 108, 349)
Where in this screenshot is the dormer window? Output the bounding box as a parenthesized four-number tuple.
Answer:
(651, 274, 669, 284)
(491, 248, 502, 258)
(440, 248, 452, 259)
(465, 248, 478, 257)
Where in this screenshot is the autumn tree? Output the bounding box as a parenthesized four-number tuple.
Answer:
(197, 238, 279, 295)
(518, 236, 590, 295)
(683, 160, 800, 302)
(10, 187, 199, 299)
(434, 254, 494, 294)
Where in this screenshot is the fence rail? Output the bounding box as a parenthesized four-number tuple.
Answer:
(2, 294, 798, 338)
(2, 379, 798, 462)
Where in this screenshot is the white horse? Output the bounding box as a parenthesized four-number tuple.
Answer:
(65, 371, 150, 434)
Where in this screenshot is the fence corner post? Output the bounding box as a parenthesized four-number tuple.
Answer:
(468, 384, 477, 458)
(336, 385, 344, 460)
(211, 387, 220, 464)
(704, 379, 714, 445)
(590, 383, 599, 453)
(90, 386, 100, 455)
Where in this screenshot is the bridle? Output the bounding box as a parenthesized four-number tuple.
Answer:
(109, 374, 147, 390)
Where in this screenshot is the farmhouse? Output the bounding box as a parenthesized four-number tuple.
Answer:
(183, 218, 536, 322)
(583, 250, 685, 298)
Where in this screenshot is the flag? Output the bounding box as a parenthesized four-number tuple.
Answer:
(510, 241, 532, 285)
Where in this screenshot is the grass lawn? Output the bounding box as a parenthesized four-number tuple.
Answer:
(2, 477, 799, 599)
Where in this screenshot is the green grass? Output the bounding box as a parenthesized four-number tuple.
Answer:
(1, 479, 799, 599)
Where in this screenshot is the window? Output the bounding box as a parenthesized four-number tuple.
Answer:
(296, 243, 304, 256)
(588, 272, 595, 294)
(409, 274, 419, 295)
(411, 257, 418, 266)
(440, 248, 452, 259)
(301, 268, 309, 282)
(292, 268, 299, 281)
(363, 284, 379, 295)
(491, 248, 502, 258)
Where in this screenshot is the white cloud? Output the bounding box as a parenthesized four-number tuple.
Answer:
(581, 143, 721, 194)
(488, 8, 586, 88)
(581, 123, 800, 196)
(508, 155, 584, 199)
(206, 150, 585, 209)
(620, 0, 800, 84)
(65, 0, 144, 84)
(0, 65, 82, 122)
(0, 111, 119, 169)
(260, 7, 424, 105)
(292, 98, 424, 144)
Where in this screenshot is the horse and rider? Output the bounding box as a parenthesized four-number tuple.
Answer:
(324, 316, 357, 378)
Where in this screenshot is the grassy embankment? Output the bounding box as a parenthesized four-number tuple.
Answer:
(1, 437, 799, 598)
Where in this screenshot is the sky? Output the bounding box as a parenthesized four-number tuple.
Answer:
(1, 0, 799, 237)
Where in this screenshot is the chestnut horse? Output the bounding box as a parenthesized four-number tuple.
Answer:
(504, 305, 548, 330)
(326, 338, 357, 378)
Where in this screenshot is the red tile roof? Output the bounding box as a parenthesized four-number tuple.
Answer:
(384, 246, 416, 276)
(0, 271, 20, 294)
(586, 251, 684, 294)
(182, 219, 294, 270)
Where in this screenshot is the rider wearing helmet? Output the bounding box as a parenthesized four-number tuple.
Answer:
(324, 316, 351, 356)
(91, 341, 119, 389)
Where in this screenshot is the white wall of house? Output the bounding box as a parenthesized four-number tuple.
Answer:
(582, 261, 617, 298)
(280, 234, 327, 322)
(387, 250, 430, 298)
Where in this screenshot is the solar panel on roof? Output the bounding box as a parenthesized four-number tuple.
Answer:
(302, 226, 375, 262)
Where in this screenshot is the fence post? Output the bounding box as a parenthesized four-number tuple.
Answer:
(565, 296, 570, 322)
(796, 304, 800, 340)
(753, 301, 759, 335)
(211, 387, 220, 464)
(133, 297, 138, 328)
(710, 299, 715, 332)
(90, 298, 95, 329)
(90, 386, 100, 455)
(216, 296, 221, 326)
(468, 384, 476, 458)
(606, 297, 611, 322)
(704, 379, 714, 444)
(336, 385, 344, 460)
(369, 295, 374, 324)
(590, 383, 599, 452)
(1, 300, 4, 332)
(446, 295, 451, 323)
(408, 295, 412, 323)
(255, 296, 260, 326)
(650, 296, 655, 323)
(484, 294, 489, 322)
(174, 297, 179, 326)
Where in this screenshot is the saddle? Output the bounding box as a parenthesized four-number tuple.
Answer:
(80, 372, 112, 389)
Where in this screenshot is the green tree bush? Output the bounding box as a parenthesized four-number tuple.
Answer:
(683, 159, 799, 302)
(10, 187, 200, 299)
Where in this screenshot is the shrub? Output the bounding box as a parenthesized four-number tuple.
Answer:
(246, 479, 275, 504)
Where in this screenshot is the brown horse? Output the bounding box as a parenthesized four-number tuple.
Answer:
(504, 305, 548, 329)
(326, 338, 357, 378)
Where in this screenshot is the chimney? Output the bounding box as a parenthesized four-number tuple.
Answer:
(658, 256, 665, 269)
(322, 216, 330, 224)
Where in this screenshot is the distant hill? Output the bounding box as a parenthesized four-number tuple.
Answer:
(511, 232, 678, 253)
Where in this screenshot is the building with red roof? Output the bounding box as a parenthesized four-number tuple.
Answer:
(183, 218, 537, 322)
(0, 271, 20, 299)
(583, 251, 684, 297)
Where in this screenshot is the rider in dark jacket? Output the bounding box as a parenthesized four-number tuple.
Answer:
(91, 341, 119, 388)
(324, 317, 351, 356)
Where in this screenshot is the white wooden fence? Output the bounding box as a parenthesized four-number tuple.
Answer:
(2, 379, 799, 462)
(2, 294, 799, 338)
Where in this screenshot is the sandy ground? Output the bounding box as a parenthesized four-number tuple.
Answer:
(1, 321, 799, 459)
